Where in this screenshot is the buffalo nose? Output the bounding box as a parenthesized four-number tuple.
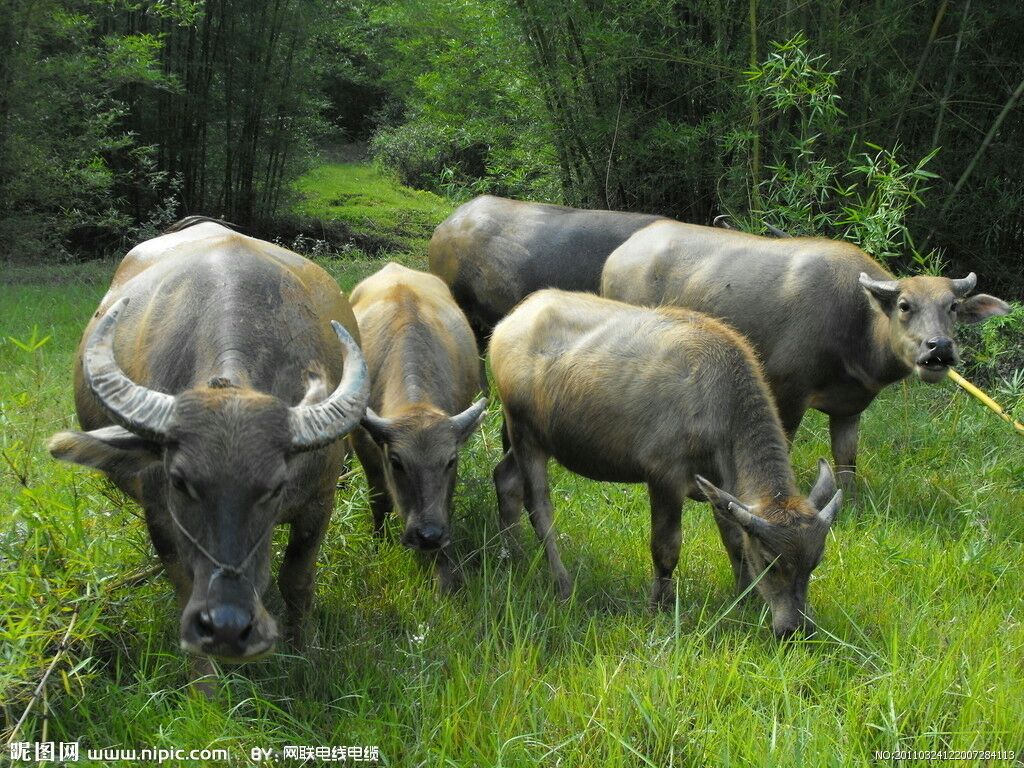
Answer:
(926, 337, 954, 357)
(195, 604, 254, 648)
(417, 523, 446, 548)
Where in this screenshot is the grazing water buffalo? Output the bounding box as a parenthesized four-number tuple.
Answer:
(428, 195, 665, 351)
(489, 290, 841, 638)
(602, 222, 1010, 490)
(48, 219, 369, 665)
(350, 263, 487, 592)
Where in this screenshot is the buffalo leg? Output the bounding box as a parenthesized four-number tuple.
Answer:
(278, 497, 331, 649)
(778, 402, 807, 444)
(829, 413, 860, 497)
(712, 511, 753, 600)
(354, 437, 393, 536)
(515, 441, 572, 601)
(432, 547, 461, 594)
(364, 464, 394, 537)
(647, 483, 683, 609)
(493, 448, 524, 537)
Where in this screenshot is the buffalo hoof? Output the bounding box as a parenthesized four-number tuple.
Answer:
(837, 470, 858, 503)
(650, 578, 676, 611)
(554, 571, 573, 602)
(435, 553, 463, 595)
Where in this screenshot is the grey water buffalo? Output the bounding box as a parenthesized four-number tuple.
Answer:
(602, 221, 1010, 490)
(48, 219, 369, 665)
(428, 195, 665, 350)
(350, 263, 487, 592)
(489, 290, 842, 638)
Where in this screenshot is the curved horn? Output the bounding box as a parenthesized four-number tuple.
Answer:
(727, 501, 774, 538)
(858, 272, 901, 302)
(764, 221, 792, 238)
(289, 321, 369, 452)
(817, 489, 843, 527)
(713, 214, 734, 230)
(450, 398, 488, 442)
(360, 407, 394, 446)
(807, 459, 837, 510)
(82, 297, 176, 442)
(950, 272, 977, 297)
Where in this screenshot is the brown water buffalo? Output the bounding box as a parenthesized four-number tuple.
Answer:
(601, 221, 1010, 491)
(428, 195, 665, 351)
(489, 290, 842, 638)
(48, 219, 369, 666)
(350, 263, 487, 592)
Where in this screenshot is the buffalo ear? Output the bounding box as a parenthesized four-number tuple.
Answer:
(360, 408, 394, 446)
(48, 425, 161, 480)
(957, 294, 1010, 325)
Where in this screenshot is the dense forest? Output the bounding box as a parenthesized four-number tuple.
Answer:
(2, 0, 1022, 292)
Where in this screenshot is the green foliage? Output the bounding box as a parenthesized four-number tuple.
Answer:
(744, 32, 842, 130)
(837, 144, 940, 268)
(958, 302, 1024, 391)
(0, 0, 173, 256)
(292, 162, 452, 255)
(730, 35, 941, 271)
(368, 0, 560, 202)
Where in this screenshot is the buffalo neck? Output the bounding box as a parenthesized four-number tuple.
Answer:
(725, 391, 798, 505)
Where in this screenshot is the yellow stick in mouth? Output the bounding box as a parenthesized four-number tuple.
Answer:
(947, 368, 1024, 436)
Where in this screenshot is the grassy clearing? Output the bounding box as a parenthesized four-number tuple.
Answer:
(2, 173, 1023, 765)
(292, 162, 452, 256)
(4, 263, 1023, 766)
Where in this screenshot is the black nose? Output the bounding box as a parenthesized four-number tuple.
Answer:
(926, 337, 954, 358)
(416, 523, 446, 548)
(195, 604, 254, 648)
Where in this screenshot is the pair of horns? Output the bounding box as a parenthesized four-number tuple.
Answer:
(83, 297, 369, 451)
(859, 272, 977, 301)
(694, 460, 842, 538)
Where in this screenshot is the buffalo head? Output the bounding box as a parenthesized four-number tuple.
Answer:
(696, 460, 842, 639)
(49, 297, 369, 661)
(361, 399, 487, 552)
(859, 272, 1009, 383)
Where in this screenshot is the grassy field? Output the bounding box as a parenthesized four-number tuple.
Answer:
(2, 171, 1023, 766)
(292, 162, 453, 257)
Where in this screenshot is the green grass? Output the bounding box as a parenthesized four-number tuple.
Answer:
(2, 171, 1024, 766)
(293, 162, 453, 256)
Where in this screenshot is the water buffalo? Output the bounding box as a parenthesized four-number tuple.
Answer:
(350, 263, 487, 592)
(601, 222, 1010, 490)
(489, 290, 842, 638)
(428, 195, 665, 351)
(48, 219, 370, 666)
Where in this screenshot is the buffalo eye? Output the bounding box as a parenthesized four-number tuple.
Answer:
(950, 300, 960, 313)
(898, 300, 911, 314)
(169, 471, 197, 500)
(261, 480, 286, 504)
(445, 456, 457, 471)
(389, 453, 404, 472)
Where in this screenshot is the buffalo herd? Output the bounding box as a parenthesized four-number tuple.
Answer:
(50, 199, 1009, 676)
